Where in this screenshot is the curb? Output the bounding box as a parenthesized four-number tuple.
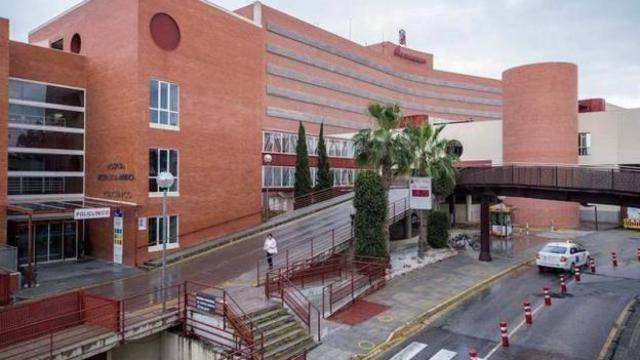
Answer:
(596, 297, 638, 360)
(353, 257, 535, 360)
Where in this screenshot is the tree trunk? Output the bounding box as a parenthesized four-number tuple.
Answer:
(418, 209, 430, 258)
(381, 166, 393, 255)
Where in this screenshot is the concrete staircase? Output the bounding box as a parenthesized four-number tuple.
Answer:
(247, 304, 316, 360)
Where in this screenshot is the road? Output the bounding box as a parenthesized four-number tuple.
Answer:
(384, 229, 640, 360)
(88, 189, 408, 299)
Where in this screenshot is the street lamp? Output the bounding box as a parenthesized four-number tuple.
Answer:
(157, 171, 175, 311)
(263, 154, 273, 221)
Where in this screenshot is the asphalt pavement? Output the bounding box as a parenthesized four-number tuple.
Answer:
(383, 229, 640, 360)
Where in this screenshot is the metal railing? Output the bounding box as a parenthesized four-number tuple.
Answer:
(321, 258, 387, 318)
(0, 281, 264, 360)
(256, 195, 410, 286)
(275, 274, 321, 342)
(457, 163, 640, 195)
(293, 188, 351, 210)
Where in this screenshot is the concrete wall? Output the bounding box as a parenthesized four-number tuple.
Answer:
(108, 332, 228, 360)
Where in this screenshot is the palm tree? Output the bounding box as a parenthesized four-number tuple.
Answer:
(404, 123, 459, 258)
(353, 104, 412, 250)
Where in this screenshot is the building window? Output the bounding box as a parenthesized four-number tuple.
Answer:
(149, 148, 178, 194)
(578, 132, 591, 156)
(149, 79, 179, 128)
(262, 166, 356, 188)
(50, 38, 64, 51)
(8, 79, 86, 197)
(148, 215, 179, 250)
(262, 130, 354, 158)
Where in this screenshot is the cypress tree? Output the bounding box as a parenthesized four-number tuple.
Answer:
(315, 123, 333, 191)
(354, 171, 387, 258)
(294, 122, 312, 197)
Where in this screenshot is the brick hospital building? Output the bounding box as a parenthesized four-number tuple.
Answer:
(0, 0, 637, 271)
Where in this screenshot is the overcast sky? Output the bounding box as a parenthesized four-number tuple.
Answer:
(2, 0, 639, 107)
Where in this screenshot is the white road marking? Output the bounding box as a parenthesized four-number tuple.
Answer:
(389, 341, 428, 360)
(428, 349, 457, 360)
(483, 277, 577, 359)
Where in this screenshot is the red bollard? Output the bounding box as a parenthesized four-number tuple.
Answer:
(560, 275, 567, 294)
(612, 252, 618, 267)
(590, 257, 596, 273)
(499, 321, 509, 347)
(543, 288, 552, 306)
(469, 349, 478, 360)
(574, 267, 581, 282)
(637, 248, 640, 262)
(523, 301, 533, 324)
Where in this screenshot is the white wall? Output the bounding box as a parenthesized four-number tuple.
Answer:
(440, 120, 503, 163)
(578, 107, 640, 165)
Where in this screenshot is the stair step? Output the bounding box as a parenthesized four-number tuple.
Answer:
(256, 314, 294, 331)
(250, 308, 289, 324)
(264, 334, 314, 360)
(245, 304, 282, 319)
(263, 321, 300, 338)
(264, 328, 305, 349)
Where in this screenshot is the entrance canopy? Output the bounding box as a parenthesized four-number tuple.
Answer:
(8, 196, 138, 216)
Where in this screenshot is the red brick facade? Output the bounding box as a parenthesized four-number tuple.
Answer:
(503, 63, 579, 227)
(0, 0, 587, 265)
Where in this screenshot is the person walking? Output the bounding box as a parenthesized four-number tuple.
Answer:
(263, 233, 278, 270)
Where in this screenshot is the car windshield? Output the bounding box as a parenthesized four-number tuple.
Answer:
(541, 245, 567, 254)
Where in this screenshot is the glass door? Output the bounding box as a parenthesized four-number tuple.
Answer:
(63, 222, 77, 260)
(35, 224, 48, 263)
(49, 223, 63, 261)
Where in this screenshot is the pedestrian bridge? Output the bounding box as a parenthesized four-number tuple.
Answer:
(456, 163, 640, 207)
(455, 163, 640, 262)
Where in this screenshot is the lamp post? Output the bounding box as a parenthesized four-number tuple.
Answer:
(157, 171, 175, 311)
(263, 154, 273, 221)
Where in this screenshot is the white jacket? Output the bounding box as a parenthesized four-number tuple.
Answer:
(263, 237, 278, 254)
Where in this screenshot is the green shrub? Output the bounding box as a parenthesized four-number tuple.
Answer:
(354, 171, 387, 257)
(428, 210, 450, 248)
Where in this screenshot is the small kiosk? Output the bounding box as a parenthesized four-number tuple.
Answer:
(490, 203, 513, 237)
(623, 208, 640, 230)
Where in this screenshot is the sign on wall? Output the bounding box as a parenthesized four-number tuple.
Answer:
(138, 217, 147, 231)
(195, 292, 217, 315)
(74, 207, 111, 220)
(113, 208, 124, 264)
(410, 177, 432, 210)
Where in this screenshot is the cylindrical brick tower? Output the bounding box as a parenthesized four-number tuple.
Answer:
(502, 62, 579, 227)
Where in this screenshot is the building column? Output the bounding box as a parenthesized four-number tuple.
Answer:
(466, 195, 473, 223)
(449, 195, 456, 227)
(404, 213, 412, 238)
(479, 194, 492, 262)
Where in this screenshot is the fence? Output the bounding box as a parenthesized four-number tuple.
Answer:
(293, 188, 351, 210)
(269, 273, 321, 342)
(0, 281, 267, 360)
(321, 258, 387, 317)
(257, 195, 410, 286)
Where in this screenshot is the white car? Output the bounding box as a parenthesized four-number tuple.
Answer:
(536, 242, 590, 272)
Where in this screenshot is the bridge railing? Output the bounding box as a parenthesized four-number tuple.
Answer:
(458, 163, 640, 194)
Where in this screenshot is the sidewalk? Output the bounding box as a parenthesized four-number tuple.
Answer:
(309, 235, 546, 359)
(15, 258, 142, 300)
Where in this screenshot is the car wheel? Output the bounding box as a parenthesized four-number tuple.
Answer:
(569, 263, 576, 274)
(538, 266, 545, 273)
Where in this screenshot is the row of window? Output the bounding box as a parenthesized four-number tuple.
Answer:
(262, 165, 358, 188)
(263, 131, 355, 158)
(8, 79, 86, 197)
(8, 176, 83, 195)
